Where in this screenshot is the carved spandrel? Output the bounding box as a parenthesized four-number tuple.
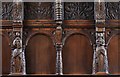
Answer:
(64, 2, 94, 20)
(24, 2, 54, 20)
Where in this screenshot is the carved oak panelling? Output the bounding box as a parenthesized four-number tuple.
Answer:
(24, 2, 54, 20)
(106, 2, 119, 20)
(2, 2, 13, 20)
(64, 2, 94, 20)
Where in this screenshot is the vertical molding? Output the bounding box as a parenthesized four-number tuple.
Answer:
(54, 0, 64, 75)
(93, 0, 109, 74)
(9, 0, 26, 75)
(0, 1, 2, 76)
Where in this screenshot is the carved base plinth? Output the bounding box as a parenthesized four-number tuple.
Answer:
(9, 73, 26, 76)
(95, 72, 109, 75)
(56, 73, 63, 75)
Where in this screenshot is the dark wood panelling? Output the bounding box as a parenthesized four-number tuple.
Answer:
(25, 34, 56, 74)
(63, 34, 93, 74)
(2, 34, 11, 74)
(1, 1, 120, 76)
(108, 34, 120, 74)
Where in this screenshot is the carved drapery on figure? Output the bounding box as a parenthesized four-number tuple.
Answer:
(10, 31, 25, 74)
(54, 0, 64, 75)
(93, 0, 109, 74)
(10, 0, 26, 75)
(94, 29, 109, 74)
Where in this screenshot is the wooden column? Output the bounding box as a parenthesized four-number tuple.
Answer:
(54, 0, 64, 75)
(9, 0, 26, 75)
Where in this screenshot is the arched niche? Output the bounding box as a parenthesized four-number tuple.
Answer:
(2, 34, 11, 75)
(108, 34, 120, 74)
(63, 34, 93, 74)
(26, 34, 56, 74)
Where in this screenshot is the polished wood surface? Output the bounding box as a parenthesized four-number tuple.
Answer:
(1, 2, 120, 76)
(2, 34, 11, 74)
(108, 35, 120, 74)
(63, 34, 93, 74)
(26, 34, 56, 74)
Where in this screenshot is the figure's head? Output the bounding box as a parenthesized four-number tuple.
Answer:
(15, 32, 20, 36)
(13, 37, 22, 48)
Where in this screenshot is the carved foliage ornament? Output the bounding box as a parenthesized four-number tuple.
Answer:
(2, 2, 119, 20)
(24, 2, 54, 20)
(2, 2, 13, 20)
(64, 2, 94, 20)
(106, 2, 119, 20)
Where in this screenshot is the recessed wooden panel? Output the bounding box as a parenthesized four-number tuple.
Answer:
(2, 35, 11, 74)
(63, 34, 93, 74)
(24, 2, 54, 20)
(64, 2, 94, 20)
(26, 34, 56, 74)
(108, 35, 120, 74)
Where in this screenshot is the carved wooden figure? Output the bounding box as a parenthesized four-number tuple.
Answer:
(93, 0, 109, 74)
